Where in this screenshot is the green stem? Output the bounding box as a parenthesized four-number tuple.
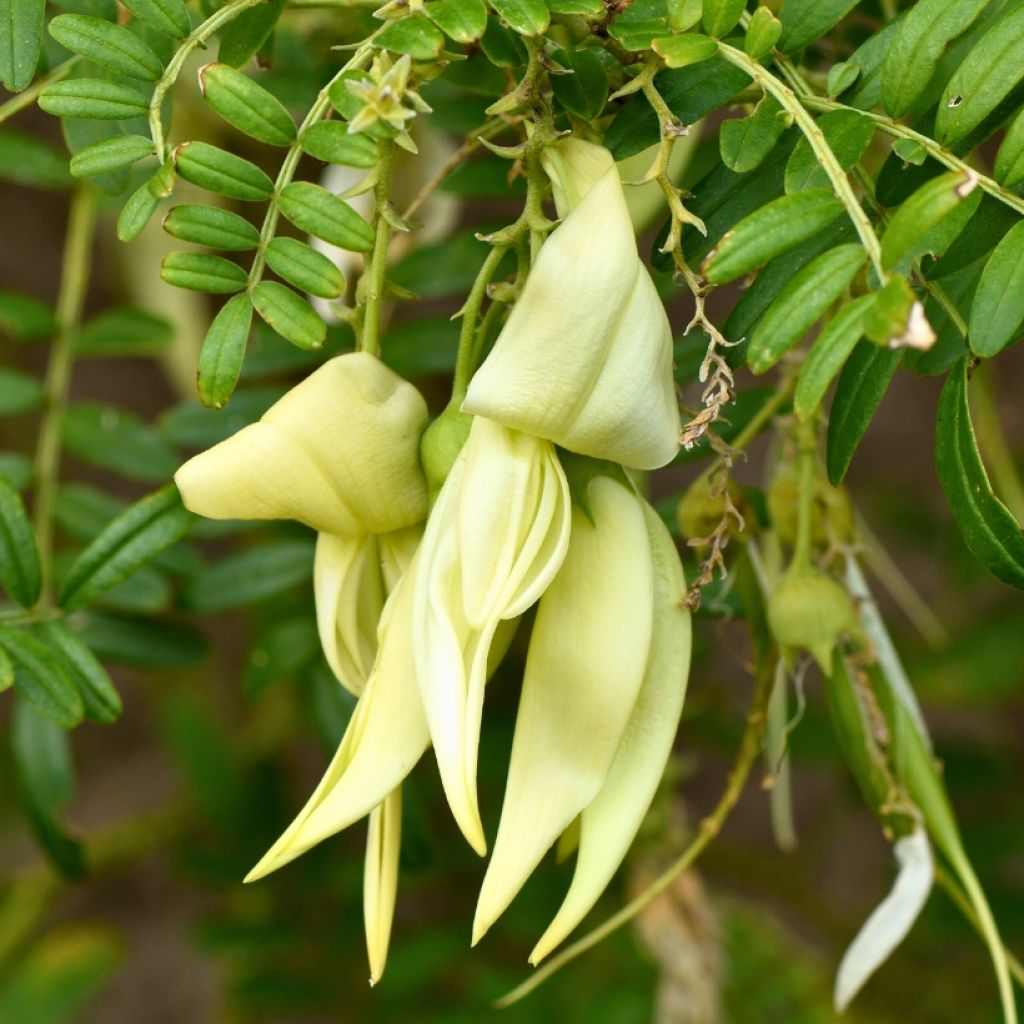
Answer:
(451, 245, 508, 401)
(32, 185, 97, 604)
(798, 94, 1024, 220)
(148, 0, 267, 160)
(359, 143, 396, 358)
(495, 659, 775, 1009)
(971, 362, 1024, 523)
(0, 57, 80, 125)
(247, 42, 376, 289)
(792, 419, 817, 571)
(715, 43, 886, 282)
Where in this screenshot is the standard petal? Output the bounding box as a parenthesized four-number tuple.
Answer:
(834, 829, 934, 1012)
(314, 532, 384, 696)
(472, 476, 655, 943)
(364, 786, 403, 986)
(531, 501, 691, 962)
(245, 560, 429, 881)
(176, 352, 428, 535)
(462, 146, 680, 470)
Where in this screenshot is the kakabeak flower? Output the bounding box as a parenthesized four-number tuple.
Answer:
(174, 351, 428, 982)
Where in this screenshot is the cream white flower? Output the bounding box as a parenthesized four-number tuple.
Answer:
(472, 474, 691, 950)
(413, 417, 571, 853)
(463, 139, 681, 471)
(175, 352, 429, 984)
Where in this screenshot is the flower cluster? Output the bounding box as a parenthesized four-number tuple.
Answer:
(175, 139, 692, 982)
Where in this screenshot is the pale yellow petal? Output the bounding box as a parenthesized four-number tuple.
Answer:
(364, 786, 403, 986)
(472, 476, 654, 943)
(413, 426, 570, 854)
(462, 144, 680, 471)
(378, 525, 421, 591)
(245, 559, 429, 881)
(530, 501, 691, 963)
(314, 533, 384, 696)
(176, 352, 428, 535)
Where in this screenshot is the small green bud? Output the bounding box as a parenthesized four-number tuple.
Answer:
(767, 567, 856, 672)
(767, 467, 853, 547)
(420, 402, 471, 501)
(676, 477, 747, 544)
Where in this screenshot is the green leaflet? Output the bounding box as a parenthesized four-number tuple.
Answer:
(702, 188, 844, 285)
(10, 696, 84, 876)
(794, 294, 873, 422)
(199, 63, 296, 147)
(0, 367, 44, 414)
(0, 474, 42, 607)
(0, 126, 73, 189)
(747, 244, 865, 374)
(79, 612, 209, 668)
(0, 627, 83, 728)
(784, 109, 874, 193)
(49, 14, 165, 81)
(59, 484, 196, 613)
(935, 359, 1024, 589)
(300, 121, 379, 167)
(488, 0, 549, 36)
(994, 107, 1024, 188)
(778, 0, 859, 53)
(69, 134, 154, 178)
(39, 79, 150, 120)
(881, 0, 988, 117)
(34, 621, 122, 723)
(75, 307, 173, 356)
(183, 538, 316, 613)
(197, 293, 253, 409)
(218, 0, 285, 67)
(936, 5, 1024, 147)
(377, 14, 446, 59)
(702, 0, 744, 37)
(117, 179, 160, 242)
(652, 33, 717, 69)
(62, 403, 179, 482)
(969, 220, 1024, 358)
(550, 46, 607, 121)
(425, 0, 488, 42)
(879, 169, 978, 272)
(277, 181, 374, 251)
(121, 0, 191, 38)
(825, 340, 902, 485)
(162, 204, 261, 251)
(744, 7, 781, 59)
(265, 237, 346, 299)
(161, 251, 248, 293)
(0, 0, 45, 91)
(250, 281, 327, 350)
(719, 95, 786, 175)
(174, 141, 274, 201)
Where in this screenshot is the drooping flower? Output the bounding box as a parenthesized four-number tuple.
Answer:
(175, 351, 428, 694)
(412, 417, 571, 852)
(466, 473, 691, 953)
(174, 352, 429, 982)
(463, 138, 681, 471)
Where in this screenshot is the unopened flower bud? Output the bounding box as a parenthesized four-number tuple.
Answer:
(767, 567, 856, 673)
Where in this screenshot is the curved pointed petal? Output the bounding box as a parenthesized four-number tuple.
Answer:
(462, 145, 680, 471)
(531, 502, 691, 962)
(473, 477, 654, 943)
(413, 425, 570, 854)
(176, 352, 428, 535)
(314, 533, 384, 696)
(834, 830, 934, 1012)
(379, 525, 421, 591)
(245, 560, 429, 881)
(364, 786, 402, 986)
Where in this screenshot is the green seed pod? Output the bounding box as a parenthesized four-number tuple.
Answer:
(767, 567, 857, 672)
(420, 402, 471, 502)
